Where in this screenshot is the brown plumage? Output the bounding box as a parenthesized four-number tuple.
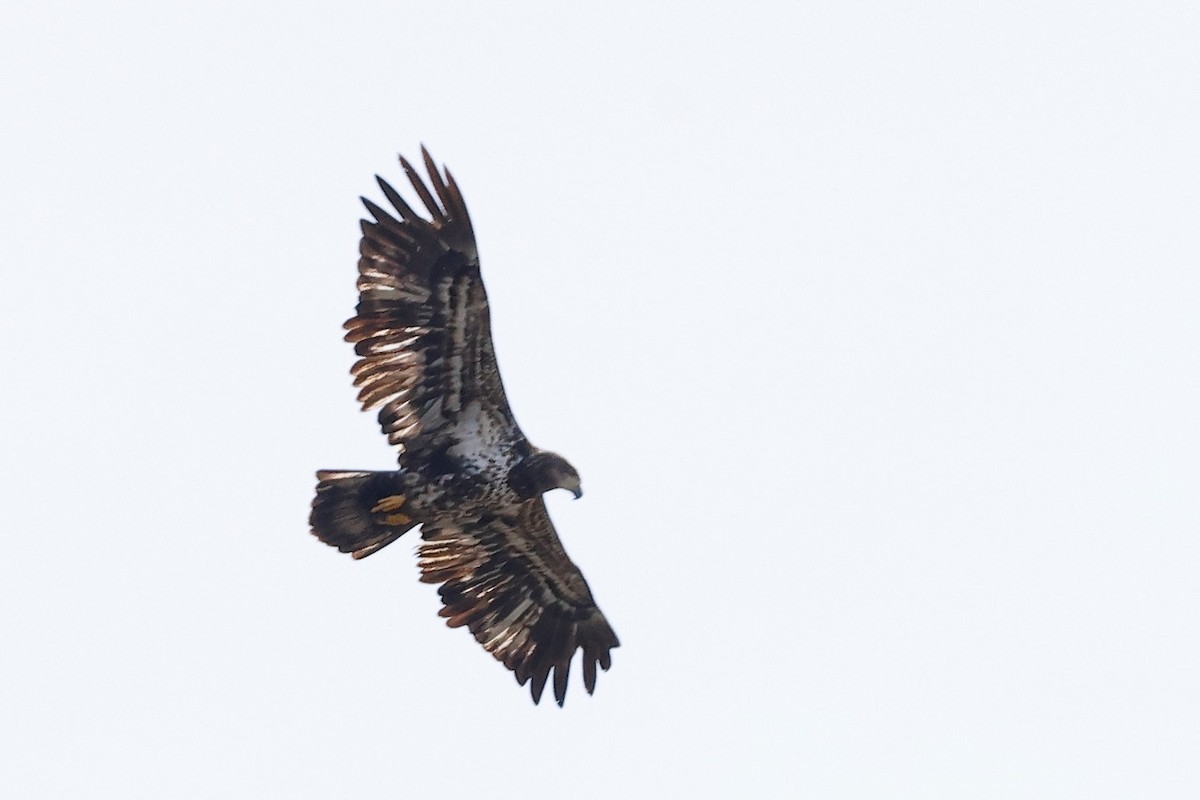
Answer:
(310, 148, 618, 706)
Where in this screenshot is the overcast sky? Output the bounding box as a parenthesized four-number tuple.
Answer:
(3, 2, 1199, 797)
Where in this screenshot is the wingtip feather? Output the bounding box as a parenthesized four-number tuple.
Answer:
(530, 667, 550, 705)
(552, 657, 571, 707)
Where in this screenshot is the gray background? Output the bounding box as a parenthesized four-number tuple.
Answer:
(3, 2, 1198, 797)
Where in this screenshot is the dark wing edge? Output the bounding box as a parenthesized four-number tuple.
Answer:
(344, 147, 519, 457)
(418, 499, 620, 706)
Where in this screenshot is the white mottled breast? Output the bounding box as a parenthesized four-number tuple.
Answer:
(446, 399, 519, 480)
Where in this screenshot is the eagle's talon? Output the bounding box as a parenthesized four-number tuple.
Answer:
(371, 494, 407, 512)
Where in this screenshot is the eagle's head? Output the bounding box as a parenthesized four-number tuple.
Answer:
(509, 450, 582, 501)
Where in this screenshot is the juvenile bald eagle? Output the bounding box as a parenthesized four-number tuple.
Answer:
(310, 148, 618, 706)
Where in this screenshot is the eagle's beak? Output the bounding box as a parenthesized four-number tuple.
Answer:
(571, 486, 583, 500)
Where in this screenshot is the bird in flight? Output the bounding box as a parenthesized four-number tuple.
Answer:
(310, 148, 619, 706)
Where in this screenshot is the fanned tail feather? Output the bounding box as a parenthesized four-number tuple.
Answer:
(309, 470, 418, 559)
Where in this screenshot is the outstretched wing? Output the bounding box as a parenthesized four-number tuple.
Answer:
(418, 499, 620, 706)
(345, 147, 522, 462)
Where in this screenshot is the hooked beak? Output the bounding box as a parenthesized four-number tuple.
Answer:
(570, 485, 583, 500)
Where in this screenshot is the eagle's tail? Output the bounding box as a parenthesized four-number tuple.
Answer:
(309, 470, 419, 559)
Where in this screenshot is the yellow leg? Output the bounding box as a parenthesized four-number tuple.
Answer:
(371, 495, 411, 526)
(371, 495, 407, 512)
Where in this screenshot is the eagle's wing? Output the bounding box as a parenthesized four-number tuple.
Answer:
(345, 147, 520, 460)
(418, 499, 620, 706)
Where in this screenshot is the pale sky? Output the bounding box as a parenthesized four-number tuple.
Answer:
(3, 2, 1199, 798)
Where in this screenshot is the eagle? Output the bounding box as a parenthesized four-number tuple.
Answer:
(309, 148, 619, 706)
